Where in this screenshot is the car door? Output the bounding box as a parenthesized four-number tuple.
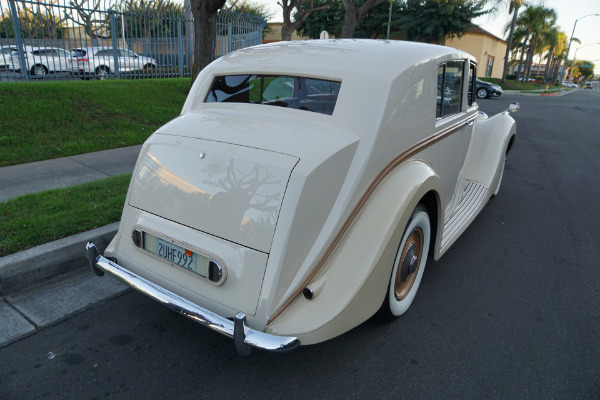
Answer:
(53, 48, 71, 72)
(430, 60, 477, 218)
(119, 49, 138, 72)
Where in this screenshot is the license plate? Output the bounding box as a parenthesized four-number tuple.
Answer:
(142, 232, 208, 278)
(156, 237, 196, 271)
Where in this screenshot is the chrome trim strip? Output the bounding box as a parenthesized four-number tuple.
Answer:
(267, 114, 478, 325)
(85, 242, 300, 355)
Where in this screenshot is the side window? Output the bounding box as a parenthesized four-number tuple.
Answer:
(468, 62, 476, 107)
(436, 60, 465, 118)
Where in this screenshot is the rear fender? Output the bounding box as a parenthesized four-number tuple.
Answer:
(266, 160, 443, 344)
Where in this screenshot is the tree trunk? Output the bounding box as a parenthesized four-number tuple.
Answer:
(340, 4, 358, 38)
(280, 0, 330, 41)
(189, 0, 226, 84)
(524, 38, 536, 79)
(543, 47, 554, 82)
(515, 36, 528, 81)
(281, 23, 294, 41)
(502, 5, 520, 83)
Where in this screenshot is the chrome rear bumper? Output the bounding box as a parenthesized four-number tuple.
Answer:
(85, 242, 300, 356)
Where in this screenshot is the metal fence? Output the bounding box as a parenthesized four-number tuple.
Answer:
(0, 0, 266, 82)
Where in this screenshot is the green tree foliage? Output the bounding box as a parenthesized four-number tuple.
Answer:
(225, 0, 273, 35)
(119, 0, 184, 38)
(392, 0, 489, 43)
(297, 0, 402, 39)
(0, 6, 65, 39)
(573, 60, 594, 81)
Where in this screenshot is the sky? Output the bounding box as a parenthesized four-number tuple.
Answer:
(256, 0, 600, 65)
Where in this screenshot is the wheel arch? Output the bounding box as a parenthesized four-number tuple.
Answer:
(95, 65, 110, 73)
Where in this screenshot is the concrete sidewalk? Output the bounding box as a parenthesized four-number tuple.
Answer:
(1, 145, 142, 347)
(0, 145, 142, 202)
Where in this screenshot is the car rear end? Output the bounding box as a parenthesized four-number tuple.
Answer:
(10, 48, 30, 73)
(71, 48, 95, 77)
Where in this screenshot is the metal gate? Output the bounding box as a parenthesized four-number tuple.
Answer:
(0, 0, 266, 81)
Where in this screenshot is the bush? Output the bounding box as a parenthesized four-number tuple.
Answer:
(506, 74, 516, 80)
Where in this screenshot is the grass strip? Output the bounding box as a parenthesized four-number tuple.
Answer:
(0, 174, 131, 257)
(478, 77, 550, 91)
(0, 79, 189, 167)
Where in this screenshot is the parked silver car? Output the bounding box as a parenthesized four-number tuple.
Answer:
(10, 46, 72, 78)
(71, 47, 156, 80)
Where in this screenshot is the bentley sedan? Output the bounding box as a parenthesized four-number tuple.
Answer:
(86, 39, 518, 355)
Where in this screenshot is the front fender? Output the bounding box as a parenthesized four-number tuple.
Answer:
(462, 111, 517, 187)
(266, 160, 443, 344)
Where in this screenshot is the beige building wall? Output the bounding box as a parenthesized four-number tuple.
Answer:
(444, 28, 507, 79)
(263, 23, 308, 43)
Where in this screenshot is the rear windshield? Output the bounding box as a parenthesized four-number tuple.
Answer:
(71, 49, 87, 57)
(205, 75, 341, 116)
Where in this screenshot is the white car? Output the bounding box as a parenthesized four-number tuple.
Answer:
(10, 46, 72, 78)
(562, 81, 577, 88)
(71, 47, 156, 80)
(86, 40, 518, 355)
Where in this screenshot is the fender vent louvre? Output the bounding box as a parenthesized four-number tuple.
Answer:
(441, 180, 487, 250)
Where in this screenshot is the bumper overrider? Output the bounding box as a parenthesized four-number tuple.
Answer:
(85, 242, 300, 356)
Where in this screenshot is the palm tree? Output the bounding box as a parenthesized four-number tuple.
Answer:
(541, 27, 562, 82)
(523, 6, 556, 80)
(501, 0, 524, 82)
(511, 4, 556, 82)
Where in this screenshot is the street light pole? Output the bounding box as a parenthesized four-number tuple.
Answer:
(560, 13, 600, 84)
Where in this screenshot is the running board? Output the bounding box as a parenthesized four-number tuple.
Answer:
(441, 180, 488, 250)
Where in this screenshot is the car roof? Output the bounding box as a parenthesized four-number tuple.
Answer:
(207, 39, 474, 83)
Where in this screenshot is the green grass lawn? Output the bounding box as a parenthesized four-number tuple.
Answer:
(0, 79, 189, 167)
(0, 174, 131, 256)
(478, 77, 551, 91)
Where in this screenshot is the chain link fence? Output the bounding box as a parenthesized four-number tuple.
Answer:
(0, 0, 266, 82)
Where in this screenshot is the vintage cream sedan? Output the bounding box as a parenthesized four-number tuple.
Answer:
(86, 39, 518, 355)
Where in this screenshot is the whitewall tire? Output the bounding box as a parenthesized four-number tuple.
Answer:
(379, 204, 431, 319)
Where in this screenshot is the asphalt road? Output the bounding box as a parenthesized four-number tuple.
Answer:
(1, 90, 599, 400)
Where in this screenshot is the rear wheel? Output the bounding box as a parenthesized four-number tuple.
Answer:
(378, 204, 431, 320)
(96, 66, 109, 80)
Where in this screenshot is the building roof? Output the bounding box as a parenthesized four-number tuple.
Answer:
(467, 25, 506, 44)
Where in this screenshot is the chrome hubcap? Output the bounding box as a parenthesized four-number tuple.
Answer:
(394, 228, 424, 301)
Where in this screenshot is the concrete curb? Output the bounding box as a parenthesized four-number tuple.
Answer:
(0, 223, 119, 296)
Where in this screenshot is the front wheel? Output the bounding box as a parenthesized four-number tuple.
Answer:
(378, 204, 431, 320)
(31, 64, 47, 78)
(476, 87, 488, 99)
